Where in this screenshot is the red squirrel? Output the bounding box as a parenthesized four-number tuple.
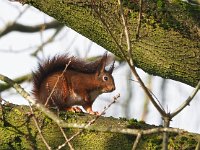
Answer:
(32, 52, 115, 115)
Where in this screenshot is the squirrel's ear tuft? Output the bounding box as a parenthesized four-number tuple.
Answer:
(105, 53, 115, 74)
(96, 52, 108, 75)
(108, 60, 115, 74)
(105, 53, 115, 66)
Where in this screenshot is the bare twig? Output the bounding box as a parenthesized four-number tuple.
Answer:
(28, 104, 52, 150)
(0, 74, 32, 92)
(0, 5, 30, 37)
(130, 78, 165, 112)
(57, 131, 80, 150)
(93, 0, 166, 117)
(13, 5, 30, 21)
(132, 133, 142, 150)
(58, 122, 185, 137)
(31, 26, 63, 56)
(58, 126, 74, 150)
(0, 21, 62, 37)
(0, 46, 36, 53)
(116, 0, 166, 116)
(136, 0, 143, 40)
(160, 81, 200, 150)
(45, 59, 71, 106)
(102, 2, 169, 149)
(87, 94, 120, 124)
(170, 81, 200, 118)
(162, 116, 170, 150)
(118, 0, 133, 65)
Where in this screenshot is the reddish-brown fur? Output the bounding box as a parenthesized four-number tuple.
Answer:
(32, 52, 115, 114)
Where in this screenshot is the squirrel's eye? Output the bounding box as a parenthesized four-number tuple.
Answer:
(103, 76, 108, 81)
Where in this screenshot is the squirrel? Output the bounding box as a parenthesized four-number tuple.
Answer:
(32, 52, 115, 115)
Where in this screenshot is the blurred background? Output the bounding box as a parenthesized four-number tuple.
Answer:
(0, 0, 199, 133)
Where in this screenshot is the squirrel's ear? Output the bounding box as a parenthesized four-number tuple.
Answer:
(96, 52, 107, 76)
(108, 60, 115, 74)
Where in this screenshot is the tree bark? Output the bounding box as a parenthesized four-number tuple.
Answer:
(19, 0, 200, 87)
(0, 105, 199, 149)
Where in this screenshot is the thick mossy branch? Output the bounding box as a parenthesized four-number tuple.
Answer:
(0, 105, 199, 149)
(22, 0, 199, 87)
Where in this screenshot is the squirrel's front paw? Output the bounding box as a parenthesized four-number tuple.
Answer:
(84, 105, 101, 115)
(88, 111, 100, 116)
(66, 106, 83, 113)
(84, 106, 99, 115)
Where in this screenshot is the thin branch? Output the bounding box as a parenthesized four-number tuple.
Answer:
(118, 0, 133, 65)
(116, 0, 166, 116)
(132, 133, 142, 150)
(136, 0, 143, 40)
(14, 5, 30, 21)
(45, 59, 71, 106)
(57, 130, 80, 150)
(170, 81, 200, 118)
(0, 46, 37, 53)
(59, 121, 186, 136)
(0, 74, 32, 92)
(0, 5, 30, 37)
(43, 60, 74, 150)
(0, 21, 63, 37)
(91, 1, 127, 61)
(100, 3, 171, 149)
(31, 26, 63, 56)
(28, 104, 52, 150)
(130, 78, 165, 112)
(58, 126, 74, 150)
(162, 116, 170, 150)
(86, 93, 120, 122)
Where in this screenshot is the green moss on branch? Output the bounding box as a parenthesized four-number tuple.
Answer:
(0, 105, 200, 149)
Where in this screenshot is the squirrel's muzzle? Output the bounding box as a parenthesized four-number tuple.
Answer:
(111, 86, 115, 91)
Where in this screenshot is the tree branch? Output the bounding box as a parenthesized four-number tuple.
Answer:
(0, 74, 32, 92)
(0, 73, 199, 149)
(0, 21, 63, 37)
(170, 81, 200, 118)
